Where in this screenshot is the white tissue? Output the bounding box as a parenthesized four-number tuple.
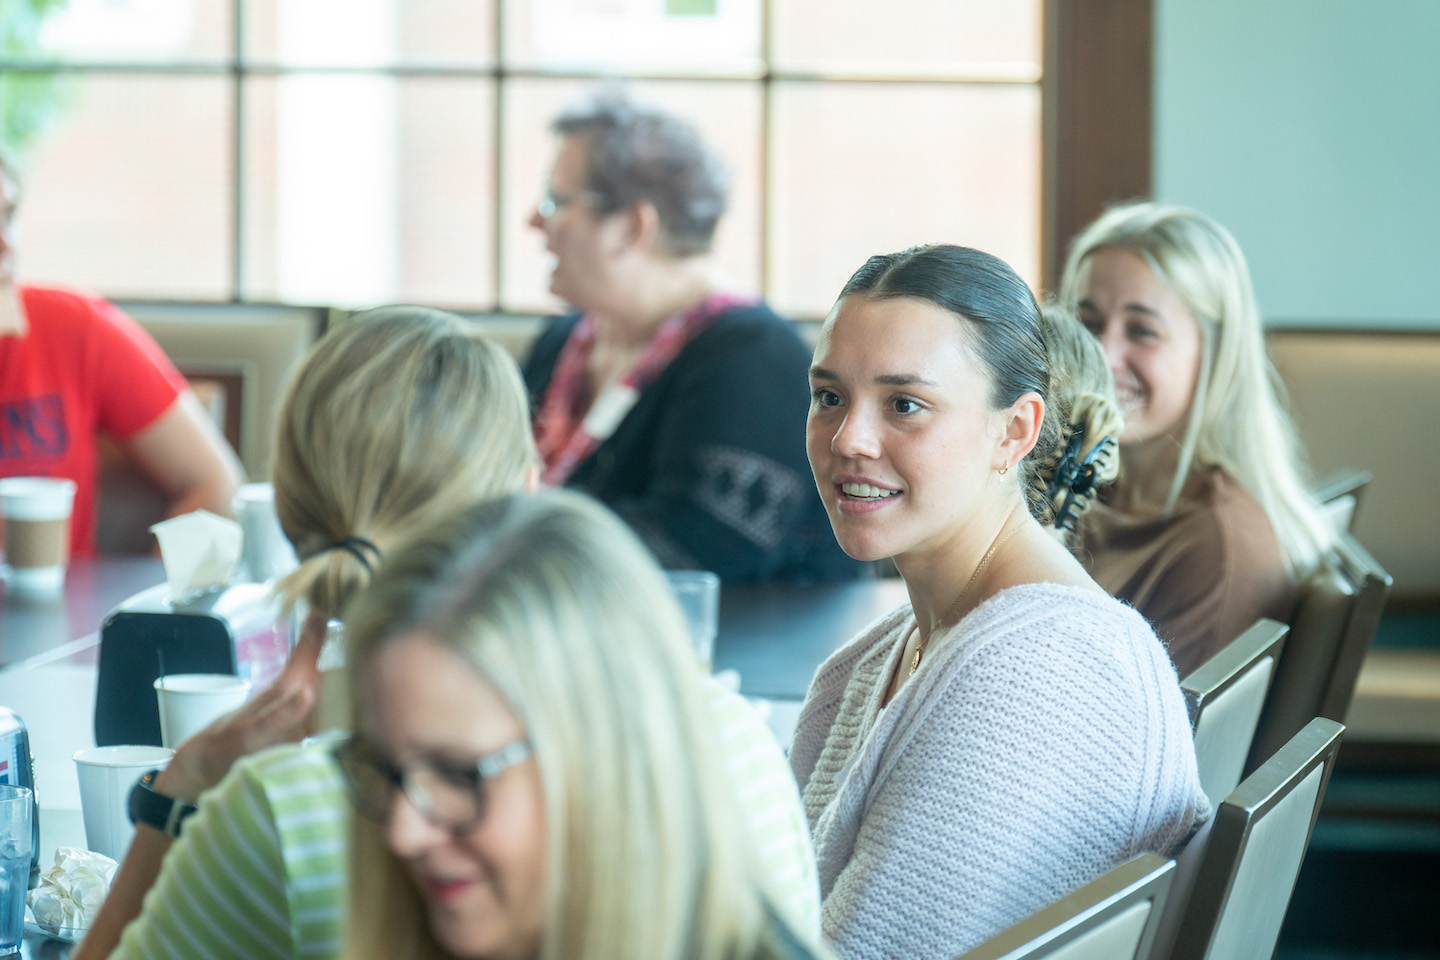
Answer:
(151, 509, 243, 601)
(26, 846, 118, 931)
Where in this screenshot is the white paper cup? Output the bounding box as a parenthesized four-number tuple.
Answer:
(0, 477, 77, 598)
(232, 482, 298, 583)
(153, 674, 252, 748)
(72, 745, 173, 861)
(664, 570, 720, 670)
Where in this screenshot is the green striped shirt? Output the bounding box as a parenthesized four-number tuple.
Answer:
(112, 681, 818, 959)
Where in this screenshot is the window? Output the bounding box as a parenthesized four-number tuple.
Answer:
(2, 0, 1044, 318)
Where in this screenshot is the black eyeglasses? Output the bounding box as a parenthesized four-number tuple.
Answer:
(536, 188, 612, 220)
(333, 734, 532, 831)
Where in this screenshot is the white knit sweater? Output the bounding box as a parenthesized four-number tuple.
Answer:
(790, 582, 1211, 960)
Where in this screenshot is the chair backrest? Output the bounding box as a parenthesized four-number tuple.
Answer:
(1311, 468, 1372, 534)
(1245, 533, 1390, 774)
(959, 854, 1175, 960)
(1168, 717, 1344, 960)
(1182, 619, 1288, 808)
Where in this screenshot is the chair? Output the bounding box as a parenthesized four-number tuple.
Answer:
(1244, 532, 1390, 775)
(958, 854, 1175, 960)
(1181, 619, 1288, 808)
(1164, 717, 1345, 960)
(95, 375, 234, 555)
(1310, 468, 1372, 534)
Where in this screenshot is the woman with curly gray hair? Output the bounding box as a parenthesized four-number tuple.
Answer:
(524, 85, 856, 584)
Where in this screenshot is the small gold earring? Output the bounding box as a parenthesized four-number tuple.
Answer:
(997, 462, 1008, 479)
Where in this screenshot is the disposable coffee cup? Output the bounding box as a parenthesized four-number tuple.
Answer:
(0, 477, 77, 597)
(72, 745, 173, 861)
(154, 674, 251, 749)
(232, 482, 297, 583)
(664, 570, 720, 670)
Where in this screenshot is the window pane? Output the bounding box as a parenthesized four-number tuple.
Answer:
(500, 78, 761, 314)
(14, 74, 232, 300)
(772, 0, 1041, 77)
(243, 0, 496, 67)
(770, 82, 1040, 318)
(37, 0, 232, 64)
(504, 0, 761, 74)
(241, 76, 495, 307)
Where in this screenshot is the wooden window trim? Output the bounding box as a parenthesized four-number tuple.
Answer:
(1043, 0, 1154, 292)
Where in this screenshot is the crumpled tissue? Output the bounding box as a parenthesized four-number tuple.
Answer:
(26, 846, 118, 931)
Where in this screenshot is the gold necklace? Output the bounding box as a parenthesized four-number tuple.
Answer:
(908, 518, 1025, 677)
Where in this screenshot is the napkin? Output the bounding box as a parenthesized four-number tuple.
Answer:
(27, 846, 118, 930)
(150, 509, 243, 602)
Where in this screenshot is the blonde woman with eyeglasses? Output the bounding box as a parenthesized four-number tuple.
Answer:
(1059, 202, 1335, 675)
(338, 491, 827, 960)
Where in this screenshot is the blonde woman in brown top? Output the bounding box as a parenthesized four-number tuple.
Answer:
(1059, 202, 1334, 676)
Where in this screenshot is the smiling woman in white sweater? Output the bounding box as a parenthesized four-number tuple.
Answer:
(794, 245, 1210, 960)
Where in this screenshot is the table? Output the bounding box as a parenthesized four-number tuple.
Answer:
(1, 560, 914, 794)
(0, 558, 164, 668)
(713, 578, 910, 701)
(0, 562, 914, 957)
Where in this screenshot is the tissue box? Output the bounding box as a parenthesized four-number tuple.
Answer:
(94, 582, 292, 746)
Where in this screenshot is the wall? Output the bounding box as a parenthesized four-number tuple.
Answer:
(1152, 0, 1440, 328)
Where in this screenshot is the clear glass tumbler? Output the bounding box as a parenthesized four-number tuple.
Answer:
(0, 784, 33, 955)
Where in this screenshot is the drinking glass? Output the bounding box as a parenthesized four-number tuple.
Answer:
(664, 570, 720, 669)
(0, 784, 33, 955)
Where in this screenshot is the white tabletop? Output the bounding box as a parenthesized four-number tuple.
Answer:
(0, 650, 99, 812)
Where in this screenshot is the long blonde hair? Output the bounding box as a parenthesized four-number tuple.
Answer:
(1058, 202, 1333, 577)
(342, 490, 797, 960)
(271, 305, 536, 618)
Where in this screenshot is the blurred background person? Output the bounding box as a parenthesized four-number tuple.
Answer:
(1059, 202, 1335, 676)
(340, 490, 826, 960)
(0, 152, 243, 556)
(523, 86, 858, 583)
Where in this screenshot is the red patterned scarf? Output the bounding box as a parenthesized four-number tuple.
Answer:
(535, 293, 752, 486)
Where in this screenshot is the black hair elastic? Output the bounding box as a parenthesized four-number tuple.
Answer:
(326, 536, 383, 574)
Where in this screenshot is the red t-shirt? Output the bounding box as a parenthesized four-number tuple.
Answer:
(0, 285, 187, 557)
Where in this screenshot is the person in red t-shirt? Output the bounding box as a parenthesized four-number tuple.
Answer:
(0, 155, 244, 558)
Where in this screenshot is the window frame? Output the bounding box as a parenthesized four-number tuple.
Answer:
(1, 0, 1151, 311)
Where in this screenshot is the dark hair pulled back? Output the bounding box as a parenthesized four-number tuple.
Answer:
(839, 244, 1073, 521)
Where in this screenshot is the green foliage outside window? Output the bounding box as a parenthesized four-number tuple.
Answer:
(0, 0, 73, 160)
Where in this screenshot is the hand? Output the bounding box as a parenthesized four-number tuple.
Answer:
(154, 611, 329, 800)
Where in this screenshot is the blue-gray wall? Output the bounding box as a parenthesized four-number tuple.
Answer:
(1153, 0, 1440, 328)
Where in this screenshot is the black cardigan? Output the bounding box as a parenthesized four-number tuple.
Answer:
(523, 302, 861, 583)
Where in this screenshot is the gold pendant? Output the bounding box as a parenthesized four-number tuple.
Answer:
(909, 647, 921, 676)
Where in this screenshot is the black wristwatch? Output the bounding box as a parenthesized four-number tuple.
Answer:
(127, 769, 199, 839)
